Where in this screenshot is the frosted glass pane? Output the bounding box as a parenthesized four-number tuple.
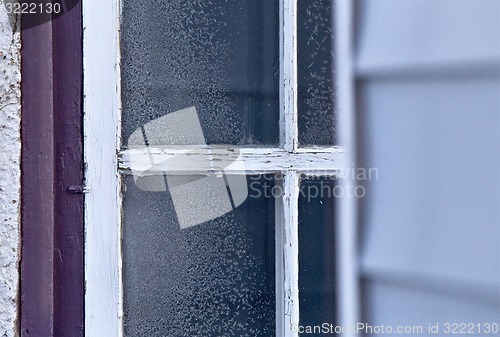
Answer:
(122, 175, 276, 336)
(298, 177, 337, 331)
(121, 0, 279, 146)
(298, 0, 336, 145)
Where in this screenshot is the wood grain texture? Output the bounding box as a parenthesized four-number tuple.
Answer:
(120, 146, 344, 176)
(83, 0, 123, 336)
(52, 3, 85, 335)
(280, 0, 298, 152)
(21, 2, 84, 336)
(282, 172, 300, 337)
(20, 15, 55, 337)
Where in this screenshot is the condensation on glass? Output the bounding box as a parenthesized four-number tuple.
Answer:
(122, 174, 276, 336)
(120, 0, 279, 146)
(298, 176, 337, 333)
(298, 0, 336, 145)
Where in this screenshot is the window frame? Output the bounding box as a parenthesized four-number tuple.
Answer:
(83, 0, 359, 336)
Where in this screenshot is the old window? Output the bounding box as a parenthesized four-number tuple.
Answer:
(83, 0, 357, 336)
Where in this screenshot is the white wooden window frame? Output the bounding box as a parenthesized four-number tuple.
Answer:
(83, 0, 359, 336)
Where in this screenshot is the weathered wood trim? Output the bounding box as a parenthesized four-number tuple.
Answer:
(280, 1, 299, 335)
(275, 178, 285, 337)
(280, 0, 298, 152)
(282, 172, 300, 337)
(20, 18, 55, 337)
(21, 2, 85, 336)
(119, 146, 345, 176)
(52, 4, 85, 335)
(82, 0, 123, 335)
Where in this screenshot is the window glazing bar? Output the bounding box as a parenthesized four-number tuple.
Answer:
(118, 147, 345, 176)
(279, 0, 300, 334)
(281, 172, 300, 337)
(280, 0, 299, 153)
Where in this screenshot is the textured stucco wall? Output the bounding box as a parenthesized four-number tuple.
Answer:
(0, 4, 21, 337)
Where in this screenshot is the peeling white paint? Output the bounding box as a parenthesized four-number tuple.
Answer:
(120, 146, 345, 176)
(83, 0, 123, 335)
(280, 0, 298, 153)
(282, 172, 299, 337)
(0, 4, 21, 337)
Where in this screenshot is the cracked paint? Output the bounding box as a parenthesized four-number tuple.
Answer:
(0, 3, 21, 337)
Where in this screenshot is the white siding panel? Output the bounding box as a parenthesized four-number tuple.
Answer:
(363, 280, 500, 337)
(356, 0, 500, 75)
(360, 78, 500, 287)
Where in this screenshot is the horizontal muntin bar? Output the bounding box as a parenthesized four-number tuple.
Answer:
(119, 146, 345, 176)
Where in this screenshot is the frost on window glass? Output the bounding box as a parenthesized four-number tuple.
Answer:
(122, 174, 276, 336)
(298, 176, 337, 330)
(298, 0, 336, 145)
(120, 0, 279, 146)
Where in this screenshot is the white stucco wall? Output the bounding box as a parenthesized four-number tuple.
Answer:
(0, 5, 21, 337)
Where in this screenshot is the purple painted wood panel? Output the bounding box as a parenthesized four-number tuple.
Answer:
(21, 3, 84, 336)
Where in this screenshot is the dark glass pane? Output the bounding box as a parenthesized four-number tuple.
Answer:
(298, 0, 336, 145)
(298, 176, 337, 335)
(121, 0, 279, 146)
(122, 174, 276, 336)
